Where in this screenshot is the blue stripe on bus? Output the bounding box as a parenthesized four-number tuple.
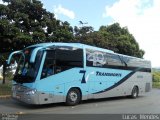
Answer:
(93, 67, 142, 94)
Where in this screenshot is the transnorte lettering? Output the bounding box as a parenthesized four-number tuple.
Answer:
(96, 71, 122, 77)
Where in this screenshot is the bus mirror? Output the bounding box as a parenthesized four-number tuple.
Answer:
(30, 47, 43, 63)
(7, 50, 22, 65)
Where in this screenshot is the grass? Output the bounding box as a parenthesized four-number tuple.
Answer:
(0, 83, 12, 96)
(152, 82, 160, 89)
(0, 74, 13, 96)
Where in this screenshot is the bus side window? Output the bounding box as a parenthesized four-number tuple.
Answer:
(106, 53, 124, 67)
(41, 51, 55, 79)
(41, 64, 55, 79)
(55, 48, 83, 72)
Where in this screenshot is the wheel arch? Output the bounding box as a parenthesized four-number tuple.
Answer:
(67, 87, 82, 101)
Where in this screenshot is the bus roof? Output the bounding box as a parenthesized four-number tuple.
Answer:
(27, 42, 150, 61)
(27, 42, 114, 53)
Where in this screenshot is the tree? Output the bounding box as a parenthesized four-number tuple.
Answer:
(74, 25, 94, 43)
(74, 23, 144, 58)
(99, 23, 144, 58)
(0, 0, 74, 83)
(152, 71, 160, 82)
(0, 0, 74, 53)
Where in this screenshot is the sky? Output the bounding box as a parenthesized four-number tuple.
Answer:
(0, 0, 159, 67)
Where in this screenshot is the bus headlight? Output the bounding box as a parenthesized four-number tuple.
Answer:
(25, 89, 37, 95)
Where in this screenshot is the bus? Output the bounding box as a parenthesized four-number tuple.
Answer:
(7, 43, 152, 105)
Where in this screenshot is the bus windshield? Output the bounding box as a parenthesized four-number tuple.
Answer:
(14, 47, 43, 83)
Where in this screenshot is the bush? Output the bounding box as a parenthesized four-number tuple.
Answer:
(152, 71, 160, 82)
(152, 82, 160, 88)
(0, 83, 12, 95)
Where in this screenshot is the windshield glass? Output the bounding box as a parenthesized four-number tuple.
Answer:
(14, 47, 43, 83)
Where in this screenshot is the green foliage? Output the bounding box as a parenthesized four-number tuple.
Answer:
(152, 69, 160, 88)
(152, 82, 160, 88)
(0, 83, 11, 95)
(0, 0, 73, 50)
(152, 71, 160, 82)
(0, 0, 74, 66)
(74, 23, 144, 58)
(99, 23, 144, 58)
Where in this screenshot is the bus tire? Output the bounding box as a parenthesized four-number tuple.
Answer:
(131, 86, 139, 98)
(66, 88, 81, 106)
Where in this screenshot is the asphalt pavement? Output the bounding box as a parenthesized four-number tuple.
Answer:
(0, 88, 160, 120)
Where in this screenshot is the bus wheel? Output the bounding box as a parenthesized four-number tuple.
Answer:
(66, 88, 81, 106)
(131, 86, 139, 98)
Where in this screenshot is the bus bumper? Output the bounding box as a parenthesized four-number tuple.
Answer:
(12, 85, 39, 105)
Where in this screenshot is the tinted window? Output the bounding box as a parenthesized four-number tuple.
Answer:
(86, 49, 124, 68)
(41, 50, 55, 79)
(56, 47, 83, 72)
(41, 47, 83, 79)
(106, 53, 124, 66)
(122, 56, 150, 68)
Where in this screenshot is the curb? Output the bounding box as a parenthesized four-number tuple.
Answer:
(0, 95, 11, 99)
